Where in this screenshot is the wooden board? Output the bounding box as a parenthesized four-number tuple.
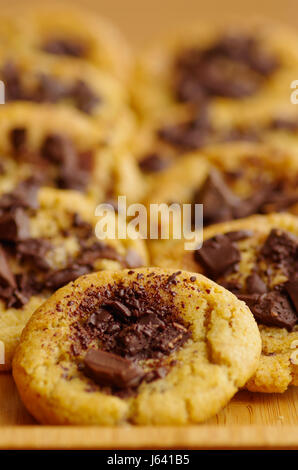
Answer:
(1, 0, 298, 451)
(0, 373, 298, 449)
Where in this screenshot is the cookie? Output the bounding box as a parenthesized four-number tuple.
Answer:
(133, 18, 298, 118)
(144, 141, 298, 228)
(0, 102, 141, 204)
(0, 53, 133, 133)
(0, 4, 132, 81)
(150, 213, 298, 393)
(0, 185, 148, 371)
(13, 267, 260, 425)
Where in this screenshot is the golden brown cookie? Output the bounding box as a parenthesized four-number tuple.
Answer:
(0, 52, 134, 135)
(13, 267, 261, 424)
(144, 141, 298, 228)
(0, 102, 141, 204)
(0, 185, 148, 371)
(150, 213, 298, 393)
(133, 18, 298, 118)
(0, 4, 132, 81)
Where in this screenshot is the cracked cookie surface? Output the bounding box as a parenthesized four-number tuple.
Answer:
(13, 267, 260, 425)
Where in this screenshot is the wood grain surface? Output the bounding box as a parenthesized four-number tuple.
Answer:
(0, 374, 297, 449)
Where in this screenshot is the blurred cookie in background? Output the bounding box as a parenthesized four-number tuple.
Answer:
(0, 185, 148, 371)
(0, 4, 132, 82)
(0, 53, 134, 142)
(144, 141, 298, 230)
(0, 103, 142, 204)
(132, 19, 298, 121)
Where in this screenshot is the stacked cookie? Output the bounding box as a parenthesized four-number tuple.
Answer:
(3, 7, 298, 425)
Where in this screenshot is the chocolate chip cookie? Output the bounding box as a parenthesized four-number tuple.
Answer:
(3, 4, 132, 82)
(144, 141, 298, 229)
(133, 19, 298, 118)
(13, 267, 260, 424)
(0, 53, 134, 137)
(150, 213, 298, 393)
(0, 102, 141, 204)
(0, 185, 148, 370)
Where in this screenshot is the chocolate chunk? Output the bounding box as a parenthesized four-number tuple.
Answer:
(233, 188, 272, 219)
(45, 265, 90, 290)
(116, 327, 147, 357)
(10, 127, 27, 156)
(151, 323, 189, 354)
(84, 349, 144, 389)
(103, 300, 132, 319)
(74, 281, 191, 393)
(78, 242, 123, 266)
(269, 118, 298, 132)
(253, 179, 298, 214)
(138, 153, 170, 173)
(41, 134, 90, 191)
(246, 273, 267, 295)
(88, 308, 114, 333)
(41, 133, 72, 163)
(220, 279, 242, 294)
(0, 178, 40, 211)
(135, 314, 165, 336)
(195, 234, 240, 279)
(15, 178, 40, 210)
(2, 61, 23, 101)
(0, 245, 16, 288)
(158, 109, 211, 150)
(194, 170, 240, 226)
(241, 291, 297, 331)
(260, 229, 298, 271)
(17, 238, 51, 270)
(42, 38, 87, 57)
(70, 80, 100, 114)
(285, 279, 298, 314)
(0, 208, 30, 241)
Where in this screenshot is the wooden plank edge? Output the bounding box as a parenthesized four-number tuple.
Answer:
(0, 425, 297, 449)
